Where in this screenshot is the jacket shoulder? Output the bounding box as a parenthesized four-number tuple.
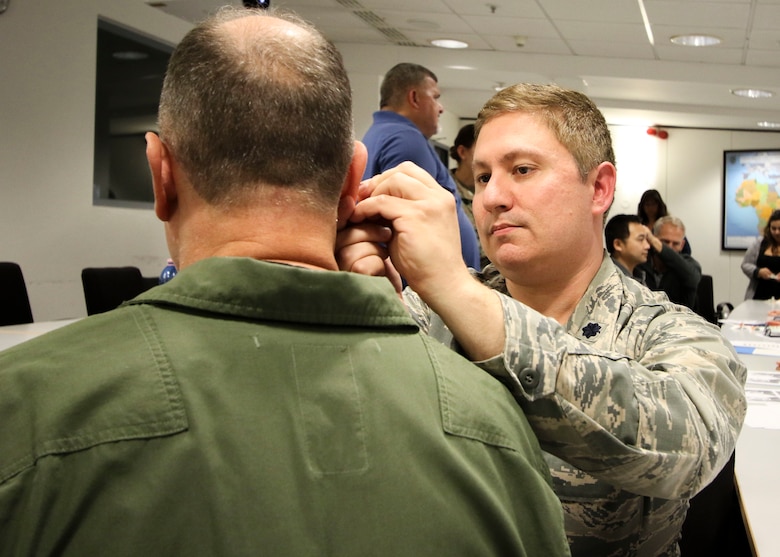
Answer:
(0, 307, 187, 484)
(419, 335, 546, 463)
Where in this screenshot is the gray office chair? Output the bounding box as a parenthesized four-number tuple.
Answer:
(0, 262, 34, 326)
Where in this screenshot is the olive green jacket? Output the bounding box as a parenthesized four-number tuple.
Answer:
(0, 257, 569, 556)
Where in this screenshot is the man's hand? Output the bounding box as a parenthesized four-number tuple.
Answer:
(348, 162, 472, 299)
(336, 221, 402, 293)
(643, 225, 664, 253)
(341, 162, 505, 361)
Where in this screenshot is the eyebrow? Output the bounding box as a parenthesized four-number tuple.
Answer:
(473, 147, 540, 170)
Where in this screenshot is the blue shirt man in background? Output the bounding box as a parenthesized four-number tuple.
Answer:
(362, 63, 481, 270)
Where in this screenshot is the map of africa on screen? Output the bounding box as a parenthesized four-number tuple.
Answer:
(723, 150, 780, 249)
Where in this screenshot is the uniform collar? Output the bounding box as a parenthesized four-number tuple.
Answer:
(129, 257, 417, 329)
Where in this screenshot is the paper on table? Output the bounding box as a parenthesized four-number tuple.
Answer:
(731, 340, 780, 357)
(745, 370, 780, 429)
(720, 318, 768, 327)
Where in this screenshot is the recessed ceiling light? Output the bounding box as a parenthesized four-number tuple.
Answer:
(731, 88, 774, 99)
(758, 121, 780, 129)
(430, 38, 468, 49)
(670, 34, 721, 47)
(112, 51, 148, 61)
(446, 65, 476, 71)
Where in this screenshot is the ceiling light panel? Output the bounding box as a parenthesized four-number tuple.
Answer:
(731, 89, 774, 99)
(431, 38, 469, 49)
(670, 34, 721, 46)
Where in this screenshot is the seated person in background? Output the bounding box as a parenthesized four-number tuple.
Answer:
(638, 188, 692, 254)
(0, 9, 570, 556)
(741, 208, 780, 300)
(605, 213, 649, 281)
(638, 215, 702, 308)
(361, 63, 480, 271)
(338, 82, 746, 556)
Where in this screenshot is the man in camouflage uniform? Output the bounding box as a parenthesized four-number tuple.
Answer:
(339, 83, 747, 556)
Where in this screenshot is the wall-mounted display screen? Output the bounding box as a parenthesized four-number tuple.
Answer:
(722, 149, 780, 250)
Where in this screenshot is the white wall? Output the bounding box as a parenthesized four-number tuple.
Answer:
(0, 1, 190, 320)
(2, 1, 779, 321)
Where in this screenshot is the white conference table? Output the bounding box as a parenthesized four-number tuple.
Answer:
(0, 318, 79, 352)
(724, 299, 780, 557)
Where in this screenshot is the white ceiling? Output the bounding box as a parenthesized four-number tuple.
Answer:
(146, 0, 780, 130)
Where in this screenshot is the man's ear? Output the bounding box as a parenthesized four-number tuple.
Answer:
(591, 161, 617, 217)
(146, 132, 177, 222)
(337, 141, 368, 227)
(407, 88, 419, 109)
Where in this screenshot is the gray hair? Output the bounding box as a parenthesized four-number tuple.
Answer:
(654, 215, 686, 234)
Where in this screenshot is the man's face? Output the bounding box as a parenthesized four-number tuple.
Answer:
(414, 76, 443, 139)
(472, 112, 598, 286)
(657, 223, 686, 253)
(615, 222, 650, 268)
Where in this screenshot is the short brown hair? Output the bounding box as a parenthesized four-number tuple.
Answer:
(379, 63, 437, 109)
(475, 83, 615, 182)
(158, 7, 353, 210)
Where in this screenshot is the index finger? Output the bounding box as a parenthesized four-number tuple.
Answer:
(359, 161, 444, 202)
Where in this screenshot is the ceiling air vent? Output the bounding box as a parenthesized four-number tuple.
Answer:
(335, 0, 418, 46)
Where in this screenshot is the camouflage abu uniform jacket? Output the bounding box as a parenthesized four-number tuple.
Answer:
(403, 254, 747, 557)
